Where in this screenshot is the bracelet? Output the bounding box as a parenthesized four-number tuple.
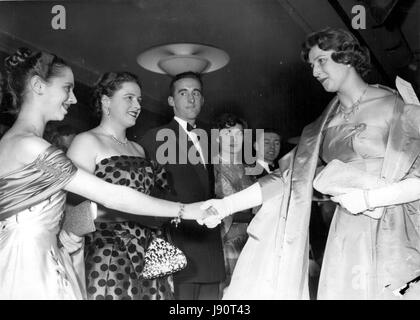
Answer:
(171, 203, 185, 228)
(363, 189, 374, 211)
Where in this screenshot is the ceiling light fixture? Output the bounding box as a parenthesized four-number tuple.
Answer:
(137, 43, 230, 76)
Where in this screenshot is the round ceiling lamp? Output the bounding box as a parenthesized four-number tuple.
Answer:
(137, 43, 230, 76)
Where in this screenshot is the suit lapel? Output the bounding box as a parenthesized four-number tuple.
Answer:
(171, 120, 210, 193)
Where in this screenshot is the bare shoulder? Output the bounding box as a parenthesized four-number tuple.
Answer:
(11, 135, 50, 162)
(70, 130, 101, 147)
(67, 130, 102, 154)
(130, 140, 146, 158)
(0, 135, 51, 175)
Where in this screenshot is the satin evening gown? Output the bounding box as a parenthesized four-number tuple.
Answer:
(318, 122, 420, 299)
(0, 146, 84, 299)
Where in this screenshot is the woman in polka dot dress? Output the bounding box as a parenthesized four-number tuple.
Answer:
(67, 72, 174, 300)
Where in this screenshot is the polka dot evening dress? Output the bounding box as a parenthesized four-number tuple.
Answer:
(84, 156, 174, 300)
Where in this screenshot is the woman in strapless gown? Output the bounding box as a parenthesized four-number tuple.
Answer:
(85, 156, 174, 300)
(0, 147, 85, 299)
(201, 28, 420, 300)
(67, 72, 175, 300)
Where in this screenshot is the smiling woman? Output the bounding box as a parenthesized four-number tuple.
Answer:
(67, 71, 176, 300)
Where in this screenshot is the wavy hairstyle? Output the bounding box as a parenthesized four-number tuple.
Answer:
(91, 71, 141, 118)
(4, 47, 69, 113)
(212, 112, 248, 130)
(301, 27, 371, 77)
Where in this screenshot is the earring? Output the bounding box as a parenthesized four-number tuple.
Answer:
(347, 64, 351, 68)
(106, 109, 110, 116)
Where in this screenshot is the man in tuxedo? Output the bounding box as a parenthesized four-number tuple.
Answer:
(140, 72, 225, 300)
(252, 128, 281, 178)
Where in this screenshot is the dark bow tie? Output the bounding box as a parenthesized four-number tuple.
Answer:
(186, 123, 196, 132)
(268, 163, 278, 172)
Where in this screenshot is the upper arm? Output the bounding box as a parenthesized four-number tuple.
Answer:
(67, 132, 99, 173)
(64, 167, 116, 207)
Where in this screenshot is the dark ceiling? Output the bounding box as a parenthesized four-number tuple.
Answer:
(0, 0, 419, 141)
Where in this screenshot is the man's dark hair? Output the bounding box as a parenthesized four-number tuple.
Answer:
(169, 71, 203, 96)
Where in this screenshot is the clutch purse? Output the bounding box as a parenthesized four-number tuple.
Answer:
(141, 237, 187, 279)
(313, 159, 387, 219)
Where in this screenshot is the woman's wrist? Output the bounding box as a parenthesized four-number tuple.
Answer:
(221, 197, 233, 218)
(171, 202, 185, 227)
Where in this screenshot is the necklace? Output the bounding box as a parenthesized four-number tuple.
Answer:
(110, 134, 128, 145)
(99, 126, 128, 145)
(338, 85, 369, 122)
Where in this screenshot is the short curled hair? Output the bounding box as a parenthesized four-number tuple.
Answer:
(212, 112, 248, 130)
(4, 47, 69, 113)
(301, 27, 371, 77)
(91, 71, 141, 118)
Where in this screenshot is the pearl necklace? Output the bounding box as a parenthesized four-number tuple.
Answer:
(338, 85, 369, 122)
(100, 126, 128, 145)
(110, 134, 128, 145)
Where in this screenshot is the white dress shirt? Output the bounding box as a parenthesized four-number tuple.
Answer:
(174, 116, 206, 166)
(257, 159, 272, 174)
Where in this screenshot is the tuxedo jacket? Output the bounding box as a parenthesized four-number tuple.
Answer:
(140, 119, 225, 283)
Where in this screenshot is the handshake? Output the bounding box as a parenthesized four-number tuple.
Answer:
(183, 198, 233, 228)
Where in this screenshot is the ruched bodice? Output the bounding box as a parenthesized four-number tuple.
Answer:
(322, 123, 389, 163)
(0, 146, 83, 299)
(0, 146, 77, 220)
(321, 123, 389, 178)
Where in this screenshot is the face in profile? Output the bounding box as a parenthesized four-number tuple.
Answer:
(105, 81, 142, 128)
(44, 67, 77, 121)
(308, 45, 350, 93)
(256, 132, 281, 163)
(218, 123, 244, 156)
(168, 77, 203, 121)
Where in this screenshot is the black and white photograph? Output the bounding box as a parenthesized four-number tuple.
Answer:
(0, 0, 419, 304)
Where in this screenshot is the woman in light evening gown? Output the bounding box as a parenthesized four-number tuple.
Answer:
(200, 27, 420, 299)
(67, 72, 174, 300)
(0, 48, 204, 300)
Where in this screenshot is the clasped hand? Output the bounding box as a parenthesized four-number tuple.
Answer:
(183, 199, 230, 228)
